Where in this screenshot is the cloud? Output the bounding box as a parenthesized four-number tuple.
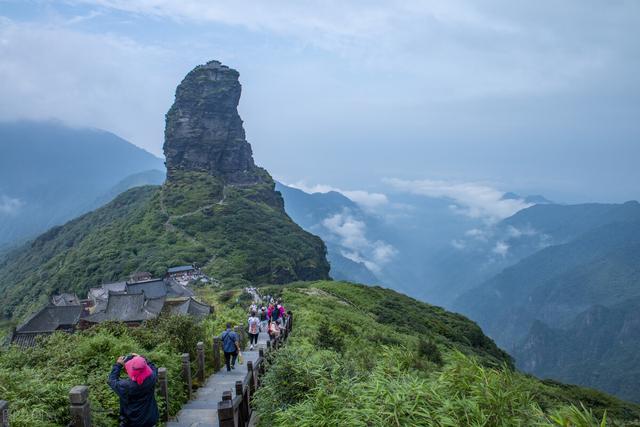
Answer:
(0, 195, 24, 215)
(385, 178, 532, 222)
(451, 239, 466, 250)
(322, 211, 396, 273)
(492, 241, 509, 257)
(75, 0, 632, 102)
(0, 17, 183, 156)
(286, 181, 388, 210)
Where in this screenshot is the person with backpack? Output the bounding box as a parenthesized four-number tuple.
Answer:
(259, 307, 268, 332)
(268, 302, 280, 323)
(276, 302, 286, 326)
(247, 311, 260, 350)
(268, 320, 281, 344)
(108, 353, 159, 427)
(220, 323, 240, 371)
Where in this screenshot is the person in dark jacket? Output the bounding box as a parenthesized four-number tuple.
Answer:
(108, 353, 159, 427)
(221, 322, 240, 371)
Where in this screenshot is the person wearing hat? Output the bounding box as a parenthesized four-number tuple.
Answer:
(108, 353, 159, 427)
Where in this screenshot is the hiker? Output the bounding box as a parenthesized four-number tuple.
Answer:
(268, 302, 280, 324)
(248, 311, 260, 350)
(259, 306, 268, 332)
(220, 322, 240, 371)
(108, 353, 159, 427)
(268, 320, 281, 344)
(276, 302, 286, 326)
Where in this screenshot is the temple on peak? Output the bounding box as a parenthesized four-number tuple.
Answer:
(163, 60, 266, 185)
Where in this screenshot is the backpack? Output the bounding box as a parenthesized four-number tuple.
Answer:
(222, 331, 235, 349)
(249, 318, 259, 334)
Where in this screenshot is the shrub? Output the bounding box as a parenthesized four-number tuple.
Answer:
(418, 339, 443, 365)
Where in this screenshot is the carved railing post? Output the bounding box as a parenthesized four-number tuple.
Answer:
(213, 337, 222, 371)
(0, 400, 8, 427)
(69, 386, 91, 427)
(247, 361, 256, 396)
(235, 381, 248, 426)
(218, 398, 234, 427)
(182, 353, 192, 400)
(197, 341, 205, 383)
(157, 367, 169, 422)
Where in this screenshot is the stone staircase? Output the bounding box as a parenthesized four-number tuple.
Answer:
(166, 331, 269, 427)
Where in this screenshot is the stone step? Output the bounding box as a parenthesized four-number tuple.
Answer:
(173, 408, 218, 424)
(182, 400, 220, 410)
(166, 420, 217, 427)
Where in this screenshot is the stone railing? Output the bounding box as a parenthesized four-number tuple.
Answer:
(0, 312, 292, 426)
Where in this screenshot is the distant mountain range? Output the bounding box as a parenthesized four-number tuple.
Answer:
(0, 121, 165, 248)
(454, 201, 640, 402)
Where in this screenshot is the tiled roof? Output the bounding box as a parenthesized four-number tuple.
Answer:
(167, 265, 195, 274)
(165, 297, 212, 318)
(51, 293, 80, 306)
(16, 305, 83, 333)
(126, 279, 167, 299)
(84, 292, 165, 323)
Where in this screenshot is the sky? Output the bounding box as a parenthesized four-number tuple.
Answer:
(1, 0, 639, 205)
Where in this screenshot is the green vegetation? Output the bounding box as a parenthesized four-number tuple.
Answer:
(0, 320, 187, 427)
(0, 288, 250, 427)
(0, 171, 329, 321)
(252, 281, 640, 426)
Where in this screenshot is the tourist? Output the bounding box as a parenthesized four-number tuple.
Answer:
(268, 302, 280, 324)
(248, 311, 260, 350)
(259, 306, 268, 332)
(108, 353, 159, 427)
(220, 322, 240, 371)
(276, 301, 286, 326)
(268, 320, 281, 344)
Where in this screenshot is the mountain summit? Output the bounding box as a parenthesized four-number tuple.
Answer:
(0, 61, 329, 319)
(164, 61, 263, 184)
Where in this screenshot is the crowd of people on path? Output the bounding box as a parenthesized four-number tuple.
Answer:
(219, 293, 290, 373)
(249, 296, 289, 350)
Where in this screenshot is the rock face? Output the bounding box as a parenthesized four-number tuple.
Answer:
(164, 61, 264, 184)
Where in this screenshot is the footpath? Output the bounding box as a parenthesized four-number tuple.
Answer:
(166, 331, 269, 427)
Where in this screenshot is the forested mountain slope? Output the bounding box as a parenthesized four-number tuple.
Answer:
(0, 121, 165, 247)
(454, 203, 640, 402)
(0, 61, 329, 321)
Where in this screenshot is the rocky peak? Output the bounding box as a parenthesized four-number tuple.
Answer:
(163, 60, 264, 184)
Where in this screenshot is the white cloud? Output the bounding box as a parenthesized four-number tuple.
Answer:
(506, 225, 537, 239)
(451, 239, 466, 250)
(76, 0, 621, 101)
(0, 195, 24, 215)
(322, 211, 396, 273)
(286, 181, 388, 210)
(465, 228, 489, 240)
(0, 17, 182, 156)
(492, 241, 509, 257)
(385, 178, 532, 222)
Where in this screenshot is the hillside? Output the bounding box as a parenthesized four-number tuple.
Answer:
(0, 61, 329, 321)
(275, 183, 380, 284)
(3, 281, 640, 426)
(0, 121, 165, 248)
(252, 281, 640, 425)
(516, 298, 640, 403)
